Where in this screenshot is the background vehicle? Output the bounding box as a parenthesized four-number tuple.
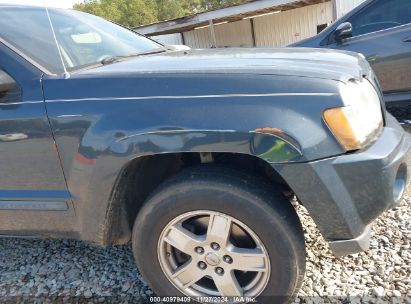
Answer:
(292, 0, 411, 127)
(0, 5, 410, 302)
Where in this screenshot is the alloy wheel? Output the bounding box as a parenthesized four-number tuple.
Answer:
(157, 210, 271, 298)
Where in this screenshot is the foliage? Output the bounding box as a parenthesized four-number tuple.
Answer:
(197, 0, 249, 10)
(74, 0, 158, 26)
(73, 0, 249, 27)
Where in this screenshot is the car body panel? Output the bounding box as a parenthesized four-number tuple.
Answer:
(72, 48, 372, 84)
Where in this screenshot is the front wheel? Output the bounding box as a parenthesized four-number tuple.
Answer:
(132, 166, 306, 303)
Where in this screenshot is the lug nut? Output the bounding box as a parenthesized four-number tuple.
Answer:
(211, 242, 220, 250)
(198, 261, 207, 270)
(223, 255, 233, 264)
(215, 267, 224, 275)
(195, 247, 204, 254)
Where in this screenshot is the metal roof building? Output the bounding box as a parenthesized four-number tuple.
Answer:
(134, 0, 365, 48)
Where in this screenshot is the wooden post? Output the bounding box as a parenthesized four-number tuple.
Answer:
(250, 18, 256, 47)
(332, 0, 338, 21)
(209, 20, 217, 48)
(181, 32, 186, 45)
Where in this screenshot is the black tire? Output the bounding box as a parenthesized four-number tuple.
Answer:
(132, 165, 305, 303)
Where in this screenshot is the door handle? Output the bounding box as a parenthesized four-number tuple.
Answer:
(404, 36, 411, 42)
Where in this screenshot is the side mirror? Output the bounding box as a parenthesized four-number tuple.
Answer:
(334, 22, 353, 42)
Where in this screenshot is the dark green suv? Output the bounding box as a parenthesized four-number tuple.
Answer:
(1, 5, 410, 302)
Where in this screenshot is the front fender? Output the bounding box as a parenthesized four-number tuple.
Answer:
(43, 73, 346, 244)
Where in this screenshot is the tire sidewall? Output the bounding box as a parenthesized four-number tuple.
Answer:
(133, 178, 304, 301)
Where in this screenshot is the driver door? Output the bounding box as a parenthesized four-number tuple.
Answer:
(0, 41, 75, 237)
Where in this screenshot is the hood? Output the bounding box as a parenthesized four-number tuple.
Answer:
(74, 47, 372, 83)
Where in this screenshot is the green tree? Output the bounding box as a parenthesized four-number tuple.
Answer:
(184, 0, 248, 12)
(74, 0, 158, 27)
(155, 0, 192, 21)
(74, 0, 250, 27)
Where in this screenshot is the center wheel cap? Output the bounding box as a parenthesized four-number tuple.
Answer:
(204, 252, 221, 266)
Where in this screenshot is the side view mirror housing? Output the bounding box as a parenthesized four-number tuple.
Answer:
(334, 22, 353, 42)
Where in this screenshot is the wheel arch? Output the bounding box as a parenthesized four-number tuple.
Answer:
(72, 129, 302, 245)
(104, 151, 294, 246)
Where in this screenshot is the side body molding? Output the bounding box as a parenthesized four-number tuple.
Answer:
(111, 130, 302, 163)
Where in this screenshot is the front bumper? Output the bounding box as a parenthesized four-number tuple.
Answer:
(272, 114, 411, 256)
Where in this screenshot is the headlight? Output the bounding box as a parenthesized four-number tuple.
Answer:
(323, 79, 383, 151)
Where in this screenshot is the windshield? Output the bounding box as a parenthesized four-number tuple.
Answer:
(0, 6, 161, 74)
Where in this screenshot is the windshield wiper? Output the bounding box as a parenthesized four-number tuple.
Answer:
(101, 47, 168, 65)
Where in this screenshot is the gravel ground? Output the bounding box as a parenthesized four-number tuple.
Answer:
(295, 186, 411, 303)
(0, 187, 410, 303)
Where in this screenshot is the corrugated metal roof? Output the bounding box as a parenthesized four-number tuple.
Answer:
(134, 0, 330, 36)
